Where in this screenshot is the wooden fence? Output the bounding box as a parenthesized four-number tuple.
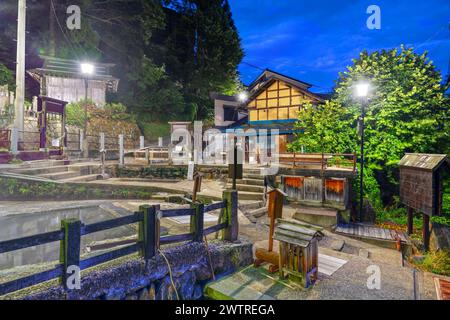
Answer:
(0, 190, 238, 296)
(279, 153, 356, 172)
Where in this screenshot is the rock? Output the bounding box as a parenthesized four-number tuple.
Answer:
(331, 240, 345, 251)
(358, 249, 370, 259)
(412, 255, 425, 264)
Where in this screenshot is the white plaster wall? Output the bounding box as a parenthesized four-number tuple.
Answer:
(45, 76, 106, 106)
(214, 99, 246, 127)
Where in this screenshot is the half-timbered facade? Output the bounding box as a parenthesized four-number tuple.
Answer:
(213, 69, 324, 154)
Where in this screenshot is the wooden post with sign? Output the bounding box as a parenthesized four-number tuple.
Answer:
(254, 188, 287, 273)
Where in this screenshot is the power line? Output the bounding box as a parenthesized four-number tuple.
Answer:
(50, 0, 81, 59)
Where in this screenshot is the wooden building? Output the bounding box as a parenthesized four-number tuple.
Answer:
(242, 69, 324, 153)
(212, 69, 325, 156)
(399, 153, 449, 250)
(28, 56, 119, 107)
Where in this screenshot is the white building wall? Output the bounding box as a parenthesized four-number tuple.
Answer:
(45, 76, 106, 106)
(214, 98, 246, 127)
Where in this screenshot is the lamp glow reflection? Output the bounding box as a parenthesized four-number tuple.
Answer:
(80, 63, 95, 75)
(355, 83, 370, 98)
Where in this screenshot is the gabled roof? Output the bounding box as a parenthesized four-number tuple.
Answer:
(27, 56, 119, 92)
(274, 218, 323, 248)
(248, 69, 313, 91)
(244, 69, 324, 104)
(399, 153, 449, 172)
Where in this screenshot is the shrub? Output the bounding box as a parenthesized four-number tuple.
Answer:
(416, 250, 450, 276)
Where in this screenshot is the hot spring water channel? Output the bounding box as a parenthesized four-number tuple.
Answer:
(0, 204, 137, 270)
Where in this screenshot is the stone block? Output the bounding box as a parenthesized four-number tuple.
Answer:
(331, 240, 345, 251)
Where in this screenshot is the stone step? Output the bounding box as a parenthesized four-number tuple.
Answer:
(14, 164, 101, 176)
(38, 170, 81, 180)
(15, 165, 71, 175)
(248, 206, 268, 218)
(20, 159, 69, 169)
(227, 183, 265, 193)
(238, 191, 264, 201)
(238, 201, 264, 211)
(242, 173, 265, 180)
(227, 178, 265, 186)
(62, 173, 102, 183)
(294, 206, 339, 228)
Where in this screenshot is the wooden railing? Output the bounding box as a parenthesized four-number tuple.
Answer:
(134, 147, 170, 164)
(0, 190, 237, 296)
(279, 153, 357, 172)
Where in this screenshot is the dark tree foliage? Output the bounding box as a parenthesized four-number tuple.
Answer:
(0, 0, 243, 122)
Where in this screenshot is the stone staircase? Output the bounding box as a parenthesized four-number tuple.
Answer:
(6, 159, 104, 183)
(226, 168, 267, 201)
(238, 200, 268, 224)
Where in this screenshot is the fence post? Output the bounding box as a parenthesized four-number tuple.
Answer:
(221, 190, 238, 241)
(59, 218, 82, 289)
(190, 202, 204, 242)
(100, 132, 105, 151)
(10, 127, 18, 155)
(79, 129, 84, 153)
(140, 136, 145, 149)
(119, 134, 124, 166)
(138, 205, 158, 260)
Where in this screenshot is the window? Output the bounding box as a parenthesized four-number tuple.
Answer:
(224, 106, 238, 121)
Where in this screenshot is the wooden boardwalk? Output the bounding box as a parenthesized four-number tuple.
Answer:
(318, 254, 347, 276)
(335, 223, 408, 243)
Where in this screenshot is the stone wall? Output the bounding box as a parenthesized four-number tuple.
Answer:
(117, 166, 188, 180)
(10, 241, 253, 300)
(116, 165, 228, 181)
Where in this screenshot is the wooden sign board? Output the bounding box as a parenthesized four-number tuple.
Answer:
(400, 167, 435, 216)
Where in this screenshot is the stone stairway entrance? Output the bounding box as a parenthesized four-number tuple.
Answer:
(5, 159, 104, 183)
(226, 168, 267, 201)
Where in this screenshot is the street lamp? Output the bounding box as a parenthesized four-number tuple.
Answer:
(80, 63, 94, 158)
(238, 92, 248, 102)
(355, 82, 370, 222)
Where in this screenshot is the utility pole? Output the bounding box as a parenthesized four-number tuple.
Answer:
(14, 0, 26, 138)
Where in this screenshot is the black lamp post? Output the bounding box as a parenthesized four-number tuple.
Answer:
(356, 83, 369, 221)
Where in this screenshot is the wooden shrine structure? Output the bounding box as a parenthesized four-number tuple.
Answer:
(399, 153, 449, 251)
(37, 96, 68, 155)
(275, 218, 322, 288)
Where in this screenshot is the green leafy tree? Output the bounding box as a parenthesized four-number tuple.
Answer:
(290, 100, 357, 154)
(291, 46, 449, 208)
(0, 63, 13, 90)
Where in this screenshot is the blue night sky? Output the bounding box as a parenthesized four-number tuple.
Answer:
(228, 0, 450, 93)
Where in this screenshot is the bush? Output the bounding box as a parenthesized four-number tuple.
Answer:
(415, 250, 450, 276)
